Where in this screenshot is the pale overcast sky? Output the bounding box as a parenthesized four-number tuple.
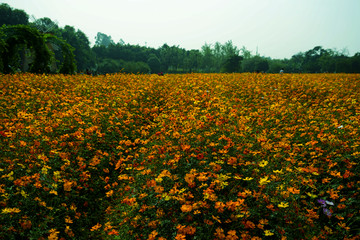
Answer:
(2, 0, 360, 59)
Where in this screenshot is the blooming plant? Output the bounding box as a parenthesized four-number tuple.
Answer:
(0, 73, 359, 239)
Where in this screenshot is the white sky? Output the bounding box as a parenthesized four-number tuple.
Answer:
(2, 0, 360, 59)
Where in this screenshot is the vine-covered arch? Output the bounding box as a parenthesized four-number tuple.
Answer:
(0, 25, 76, 74)
(44, 34, 77, 74)
(0, 25, 51, 73)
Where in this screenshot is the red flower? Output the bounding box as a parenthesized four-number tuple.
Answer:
(0, 131, 7, 137)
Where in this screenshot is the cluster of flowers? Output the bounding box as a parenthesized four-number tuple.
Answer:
(0, 73, 359, 239)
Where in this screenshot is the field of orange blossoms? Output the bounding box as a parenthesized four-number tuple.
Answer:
(0, 72, 359, 240)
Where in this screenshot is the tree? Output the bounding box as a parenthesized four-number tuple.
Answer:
(221, 55, 243, 73)
(303, 46, 328, 73)
(184, 49, 202, 72)
(241, 56, 269, 73)
(268, 59, 286, 73)
(147, 54, 161, 73)
(97, 58, 123, 74)
(29, 17, 60, 35)
(0, 3, 29, 26)
(95, 32, 114, 47)
(61, 26, 95, 71)
(240, 46, 252, 59)
(123, 61, 150, 74)
(201, 43, 214, 72)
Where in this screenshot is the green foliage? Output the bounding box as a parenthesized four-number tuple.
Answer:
(0, 30, 6, 72)
(0, 3, 29, 26)
(0, 25, 76, 74)
(61, 26, 95, 71)
(147, 54, 161, 73)
(123, 61, 150, 74)
(241, 56, 269, 72)
(268, 59, 287, 73)
(29, 17, 60, 35)
(221, 55, 243, 73)
(0, 25, 52, 73)
(44, 34, 77, 74)
(97, 58, 124, 74)
(95, 32, 115, 47)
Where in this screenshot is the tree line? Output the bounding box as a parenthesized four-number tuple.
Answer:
(1, 3, 360, 74)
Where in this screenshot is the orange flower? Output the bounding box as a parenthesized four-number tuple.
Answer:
(181, 204, 193, 213)
(107, 229, 119, 235)
(327, 188, 340, 199)
(48, 229, 60, 240)
(184, 173, 196, 187)
(243, 220, 256, 229)
(214, 227, 226, 239)
(337, 204, 346, 210)
(148, 230, 159, 240)
(338, 222, 350, 231)
(197, 172, 208, 182)
(90, 223, 102, 231)
(175, 234, 186, 240)
(287, 187, 300, 194)
(226, 230, 239, 240)
(215, 201, 225, 213)
(63, 180, 72, 192)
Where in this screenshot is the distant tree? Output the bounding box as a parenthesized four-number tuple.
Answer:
(288, 52, 305, 73)
(0, 3, 29, 26)
(184, 49, 202, 72)
(61, 26, 95, 71)
(147, 53, 161, 73)
(95, 32, 114, 47)
(211, 40, 240, 72)
(303, 46, 328, 73)
(159, 44, 171, 72)
(123, 61, 150, 74)
(221, 55, 243, 73)
(29, 17, 60, 35)
(240, 46, 252, 59)
(97, 58, 123, 74)
(350, 53, 360, 73)
(201, 43, 215, 72)
(0, 30, 7, 71)
(241, 56, 269, 72)
(268, 59, 287, 73)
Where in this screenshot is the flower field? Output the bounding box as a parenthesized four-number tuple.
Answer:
(1, 73, 359, 240)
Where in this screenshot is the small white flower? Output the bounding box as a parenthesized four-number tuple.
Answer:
(338, 125, 344, 129)
(325, 200, 334, 206)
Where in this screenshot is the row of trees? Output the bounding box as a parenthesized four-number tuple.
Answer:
(1, 3, 360, 74)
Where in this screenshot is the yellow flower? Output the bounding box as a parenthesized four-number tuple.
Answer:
(278, 202, 289, 208)
(161, 193, 171, 201)
(259, 160, 268, 167)
(48, 229, 60, 240)
(273, 169, 284, 174)
(50, 190, 58, 195)
(2, 208, 21, 214)
(264, 230, 274, 236)
(242, 177, 254, 181)
(65, 216, 73, 224)
(259, 176, 271, 185)
(155, 176, 163, 183)
(306, 192, 318, 198)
